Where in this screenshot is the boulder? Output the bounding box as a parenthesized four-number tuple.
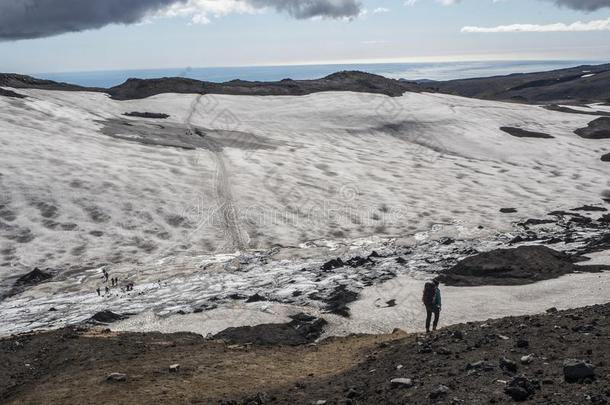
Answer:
(563, 359, 595, 382)
(321, 258, 344, 271)
(429, 384, 450, 399)
(500, 208, 518, 213)
(14, 268, 52, 286)
(212, 313, 327, 346)
(516, 338, 529, 348)
(500, 357, 518, 373)
(504, 376, 539, 401)
(89, 310, 126, 324)
(438, 245, 582, 286)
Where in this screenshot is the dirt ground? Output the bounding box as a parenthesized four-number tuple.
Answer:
(1, 304, 608, 405)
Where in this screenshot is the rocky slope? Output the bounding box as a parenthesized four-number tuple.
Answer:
(0, 304, 607, 404)
(421, 63, 610, 104)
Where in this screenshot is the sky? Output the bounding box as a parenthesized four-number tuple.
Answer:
(1, 0, 610, 74)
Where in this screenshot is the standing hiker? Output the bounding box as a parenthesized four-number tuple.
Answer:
(422, 278, 441, 333)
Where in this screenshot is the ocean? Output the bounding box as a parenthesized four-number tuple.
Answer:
(36, 59, 602, 88)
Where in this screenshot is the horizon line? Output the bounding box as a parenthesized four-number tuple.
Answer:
(22, 56, 608, 77)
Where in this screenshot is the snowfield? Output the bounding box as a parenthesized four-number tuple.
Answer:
(0, 87, 609, 336)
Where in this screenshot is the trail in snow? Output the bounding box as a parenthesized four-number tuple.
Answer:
(185, 95, 248, 252)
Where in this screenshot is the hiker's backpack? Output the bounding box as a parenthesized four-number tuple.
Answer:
(422, 282, 436, 305)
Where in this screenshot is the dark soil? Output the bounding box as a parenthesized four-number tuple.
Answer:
(575, 118, 610, 139)
(123, 112, 170, 119)
(438, 245, 608, 286)
(571, 205, 608, 212)
(212, 313, 327, 346)
(543, 105, 610, 117)
(309, 284, 360, 317)
(1, 304, 608, 405)
(0, 88, 27, 98)
(500, 127, 554, 139)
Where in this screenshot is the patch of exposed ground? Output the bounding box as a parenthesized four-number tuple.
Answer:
(499, 127, 554, 139)
(0, 305, 607, 405)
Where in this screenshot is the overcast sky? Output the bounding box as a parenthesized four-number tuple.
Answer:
(2, 0, 610, 73)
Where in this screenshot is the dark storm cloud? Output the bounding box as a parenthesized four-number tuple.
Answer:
(249, 0, 361, 19)
(548, 0, 610, 10)
(0, 0, 185, 40)
(0, 0, 362, 41)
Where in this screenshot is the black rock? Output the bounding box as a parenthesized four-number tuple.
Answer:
(521, 218, 555, 226)
(439, 237, 455, 245)
(246, 293, 266, 303)
(321, 258, 344, 271)
(500, 208, 518, 213)
(438, 245, 586, 286)
(14, 267, 52, 286)
(346, 387, 363, 399)
(429, 384, 450, 399)
(212, 313, 327, 346)
(0, 88, 27, 98)
(563, 359, 595, 382)
(345, 256, 372, 268)
(575, 117, 610, 139)
(571, 205, 608, 212)
(311, 284, 359, 318)
(500, 357, 518, 373)
(516, 338, 529, 348)
(500, 127, 554, 139)
(89, 310, 126, 324)
(572, 324, 595, 333)
(123, 111, 170, 119)
(452, 330, 464, 340)
(504, 376, 539, 401)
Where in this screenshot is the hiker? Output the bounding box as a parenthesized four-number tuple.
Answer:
(96, 287, 101, 296)
(422, 278, 441, 333)
(105, 286, 110, 295)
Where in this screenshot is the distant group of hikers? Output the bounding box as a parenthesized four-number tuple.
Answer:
(96, 268, 134, 296)
(422, 278, 442, 333)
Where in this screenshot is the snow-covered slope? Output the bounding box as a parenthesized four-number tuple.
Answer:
(1, 88, 607, 272)
(1, 88, 609, 335)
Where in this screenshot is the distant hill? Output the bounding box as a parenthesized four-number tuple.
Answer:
(2, 63, 610, 103)
(0, 73, 100, 92)
(105, 71, 421, 100)
(422, 63, 610, 104)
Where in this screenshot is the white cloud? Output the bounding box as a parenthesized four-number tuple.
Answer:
(159, 0, 254, 24)
(462, 18, 610, 32)
(373, 7, 390, 13)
